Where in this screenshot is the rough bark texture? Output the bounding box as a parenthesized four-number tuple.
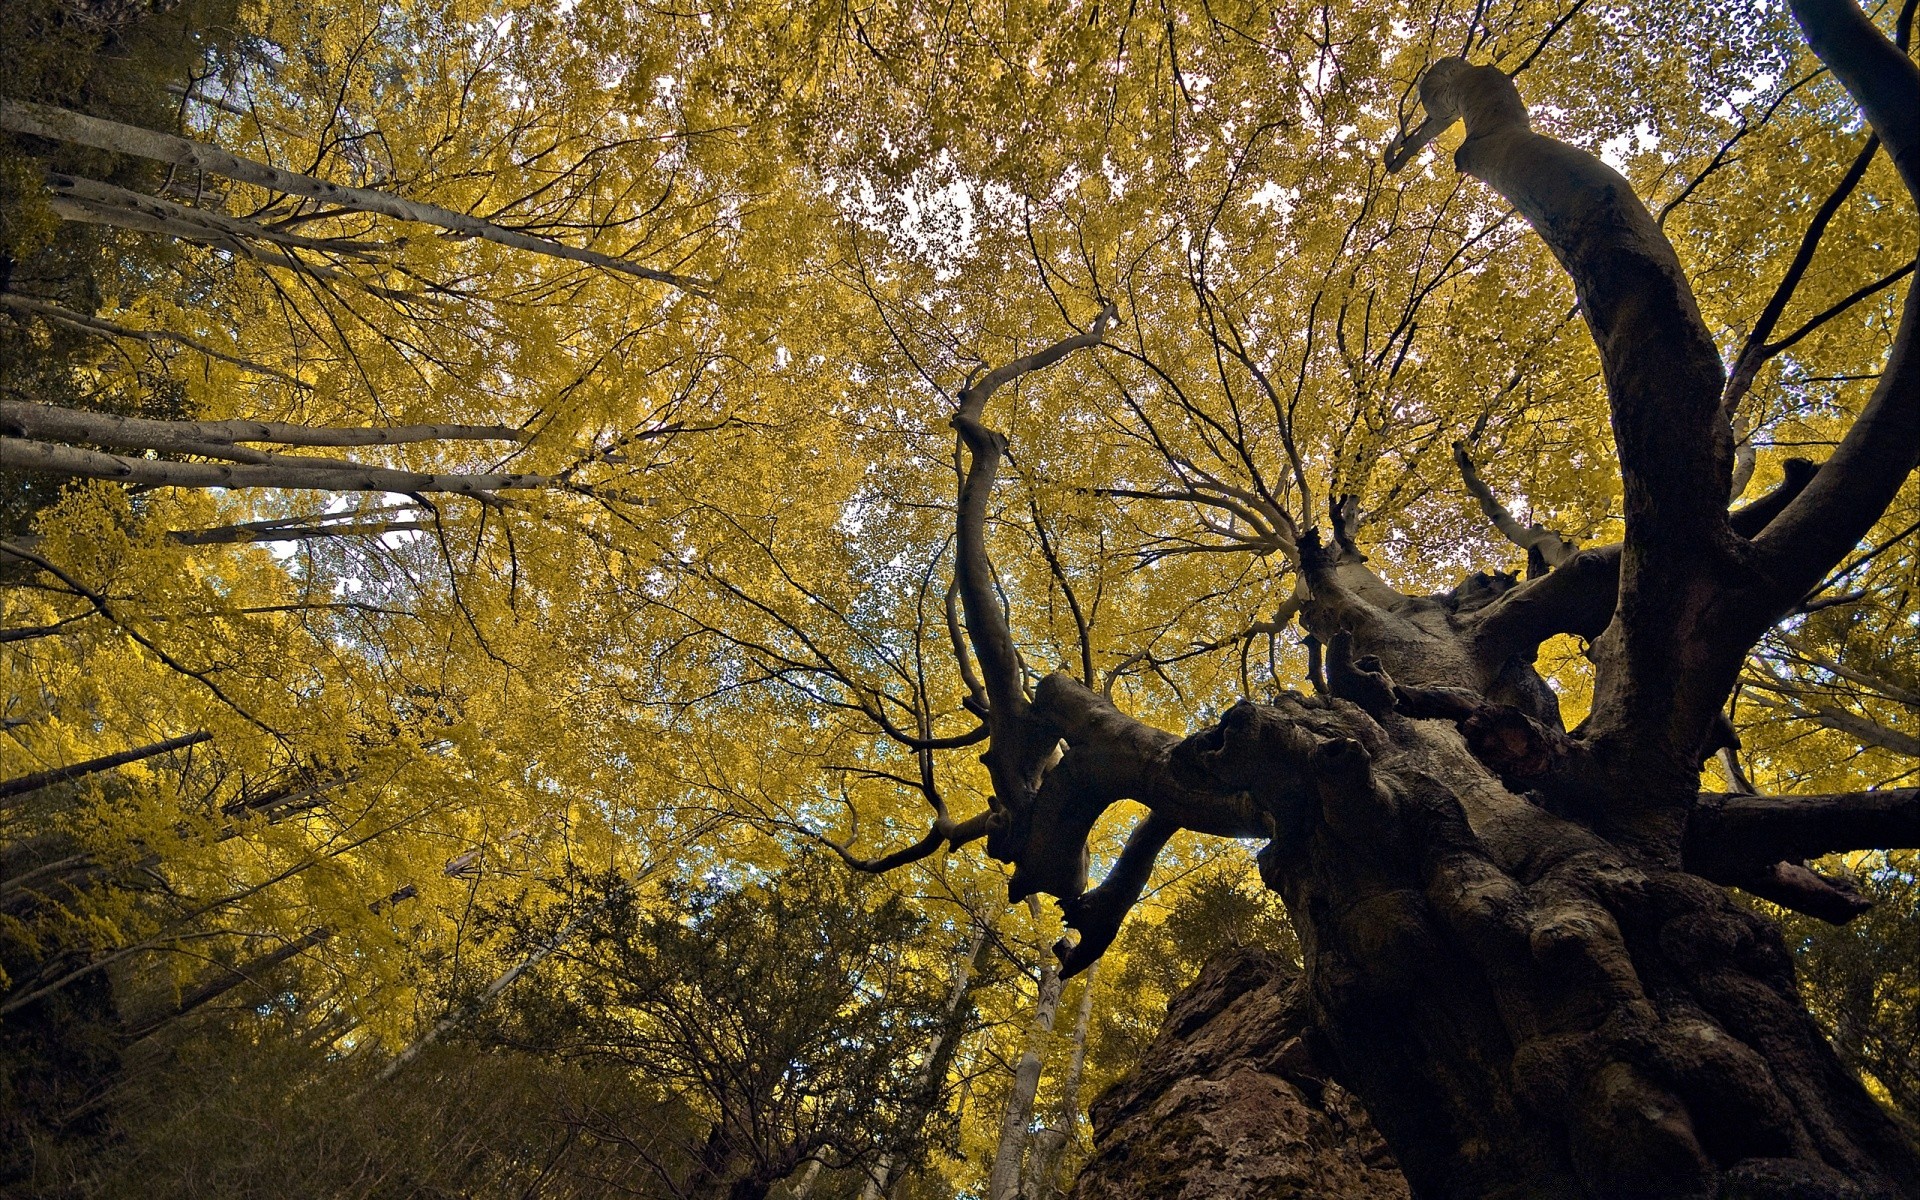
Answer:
(1069, 947, 1408, 1200)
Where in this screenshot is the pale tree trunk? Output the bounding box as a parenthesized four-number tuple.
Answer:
(989, 904, 1064, 1200)
(859, 919, 992, 1200)
(0, 400, 527, 452)
(0, 98, 710, 295)
(0, 436, 558, 496)
(785, 1159, 824, 1199)
(1021, 962, 1095, 1200)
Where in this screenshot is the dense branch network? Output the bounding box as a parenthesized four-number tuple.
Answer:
(823, 0, 1920, 991)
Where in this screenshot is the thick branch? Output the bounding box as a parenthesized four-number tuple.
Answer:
(952, 305, 1114, 726)
(1056, 812, 1178, 978)
(1802, 704, 1920, 758)
(1725, 861, 1873, 925)
(1468, 460, 1822, 662)
(949, 307, 1116, 870)
(1395, 59, 1756, 792)
(1790, 0, 1920, 197)
(1394, 61, 1732, 552)
(1752, 0, 1920, 608)
(47, 172, 385, 260)
(0, 731, 210, 804)
(1685, 789, 1920, 872)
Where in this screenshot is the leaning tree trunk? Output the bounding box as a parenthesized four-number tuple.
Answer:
(1023, 962, 1096, 1200)
(990, 911, 1065, 1200)
(842, 0, 1920, 1195)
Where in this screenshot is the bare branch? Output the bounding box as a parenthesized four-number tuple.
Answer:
(1452, 439, 1575, 575)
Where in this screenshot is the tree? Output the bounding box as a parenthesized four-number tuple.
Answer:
(767, 5, 1920, 1198)
(1779, 853, 1920, 1133)
(475, 856, 958, 1200)
(6, 0, 1920, 1195)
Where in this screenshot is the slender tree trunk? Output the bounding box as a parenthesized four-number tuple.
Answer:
(0, 98, 710, 294)
(1022, 963, 1095, 1200)
(122, 885, 417, 1042)
(861, 920, 992, 1200)
(990, 910, 1064, 1200)
(786, 1159, 824, 1199)
(1, 399, 526, 452)
(0, 436, 558, 495)
(0, 731, 209, 803)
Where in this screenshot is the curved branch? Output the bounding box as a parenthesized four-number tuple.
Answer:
(1752, 0, 1920, 609)
(1468, 459, 1824, 662)
(1452, 439, 1576, 575)
(818, 811, 993, 875)
(952, 303, 1115, 725)
(1056, 812, 1179, 978)
(1397, 60, 1731, 551)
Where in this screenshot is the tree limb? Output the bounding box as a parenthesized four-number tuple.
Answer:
(1751, 0, 1920, 608)
(0, 731, 210, 804)
(1685, 789, 1920, 872)
(0, 99, 713, 296)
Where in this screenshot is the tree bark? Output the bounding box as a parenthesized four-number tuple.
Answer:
(1023, 963, 1096, 1200)
(990, 923, 1064, 1200)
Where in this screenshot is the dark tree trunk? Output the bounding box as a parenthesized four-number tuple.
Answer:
(1246, 587, 1920, 1199)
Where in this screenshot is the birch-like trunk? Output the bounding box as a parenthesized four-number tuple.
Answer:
(786, 1159, 824, 1199)
(1021, 963, 1095, 1200)
(859, 920, 992, 1200)
(989, 912, 1063, 1200)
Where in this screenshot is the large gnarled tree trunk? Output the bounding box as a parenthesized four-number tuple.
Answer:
(841, 0, 1920, 1195)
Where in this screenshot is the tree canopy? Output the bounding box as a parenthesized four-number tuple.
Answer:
(2, 0, 1918, 1195)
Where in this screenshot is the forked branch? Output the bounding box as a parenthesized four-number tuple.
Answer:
(1750, 0, 1920, 609)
